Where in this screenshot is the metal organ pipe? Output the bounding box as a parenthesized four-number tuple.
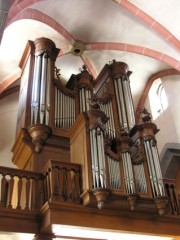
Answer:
(97, 128, 105, 187)
(31, 56, 37, 124)
(79, 88, 91, 113)
(100, 100, 115, 139)
(126, 79, 135, 127)
(90, 129, 96, 188)
(122, 152, 135, 194)
(46, 58, 51, 125)
(31, 50, 54, 126)
(107, 156, 121, 189)
(40, 53, 47, 124)
(54, 85, 76, 130)
(144, 139, 165, 197)
(31, 55, 42, 124)
(91, 128, 100, 188)
(30, 37, 60, 126)
(133, 163, 147, 193)
(114, 76, 135, 131)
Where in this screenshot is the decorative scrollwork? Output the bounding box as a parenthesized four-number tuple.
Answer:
(54, 66, 61, 79)
(130, 138, 145, 164)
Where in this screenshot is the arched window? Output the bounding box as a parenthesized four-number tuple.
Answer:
(149, 78, 168, 119)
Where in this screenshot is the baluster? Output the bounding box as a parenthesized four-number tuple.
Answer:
(8, 175, 14, 209)
(172, 185, 180, 214)
(0, 174, 7, 207)
(50, 167, 58, 201)
(16, 176, 23, 210)
(74, 170, 80, 202)
(57, 168, 65, 201)
(34, 178, 39, 210)
(66, 168, 72, 201)
(25, 177, 31, 211)
(38, 179, 45, 208)
(30, 178, 35, 210)
(44, 172, 50, 201)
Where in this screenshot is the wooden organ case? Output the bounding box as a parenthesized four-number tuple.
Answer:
(12, 38, 168, 216)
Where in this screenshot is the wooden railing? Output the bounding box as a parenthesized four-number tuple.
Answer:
(0, 163, 179, 216)
(0, 161, 81, 212)
(43, 160, 81, 203)
(0, 166, 44, 211)
(164, 178, 180, 215)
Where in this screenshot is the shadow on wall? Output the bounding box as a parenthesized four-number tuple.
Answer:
(160, 142, 180, 179)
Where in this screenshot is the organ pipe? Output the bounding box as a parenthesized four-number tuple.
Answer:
(119, 132, 136, 194)
(107, 155, 121, 189)
(99, 98, 116, 139)
(133, 163, 147, 193)
(137, 107, 166, 198)
(114, 75, 135, 131)
(30, 38, 59, 126)
(87, 100, 110, 208)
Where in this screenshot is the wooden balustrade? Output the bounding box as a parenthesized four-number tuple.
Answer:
(43, 160, 81, 203)
(0, 166, 44, 211)
(0, 161, 81, 212)
(2, 161, 179, 216)
(164, 178, 180, 215)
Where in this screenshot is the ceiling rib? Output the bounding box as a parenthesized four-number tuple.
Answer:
(114, 0, 180, 50)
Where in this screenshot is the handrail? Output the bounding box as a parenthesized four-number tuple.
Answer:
(42, 160, 81, 203)
(0, 166, 44, 211)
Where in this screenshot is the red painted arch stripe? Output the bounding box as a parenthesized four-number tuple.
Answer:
(85, 42, 180, 71)
(115, 0, 180, 50)
(7, 8, 74, 43)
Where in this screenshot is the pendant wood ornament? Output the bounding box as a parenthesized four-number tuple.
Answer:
(127, 194, 138, 211)
(92, 188, 110, 209)
(27, 124, 52, 153)
(154, 196, 168, 216)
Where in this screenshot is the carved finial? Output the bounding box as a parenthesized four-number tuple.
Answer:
(54, 66, 61, 79)
(79, 65, 88, 72)
(140, 106, 152, 123)
(109, 59, 116, 65)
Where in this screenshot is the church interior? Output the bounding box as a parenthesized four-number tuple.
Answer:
(0, 1, 180, 239)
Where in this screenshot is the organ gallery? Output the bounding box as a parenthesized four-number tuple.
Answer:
(1, 37, 177, 239)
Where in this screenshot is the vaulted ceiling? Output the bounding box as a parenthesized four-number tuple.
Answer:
(0, 0, 180, 112)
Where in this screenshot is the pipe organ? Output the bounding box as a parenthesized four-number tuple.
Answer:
(13, 37, 168, 216)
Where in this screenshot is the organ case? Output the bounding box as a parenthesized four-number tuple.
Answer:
(12, 38, 168, 215)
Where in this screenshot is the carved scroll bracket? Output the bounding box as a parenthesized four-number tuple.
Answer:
(87, 96, 109, 130)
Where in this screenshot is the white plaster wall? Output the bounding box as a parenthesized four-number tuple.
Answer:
(145, 75, 180, 155)
(0, 92, 19, 167)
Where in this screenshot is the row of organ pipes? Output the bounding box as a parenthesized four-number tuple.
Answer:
(31, 52, 51, 125)
(28, 38, 167, 214)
